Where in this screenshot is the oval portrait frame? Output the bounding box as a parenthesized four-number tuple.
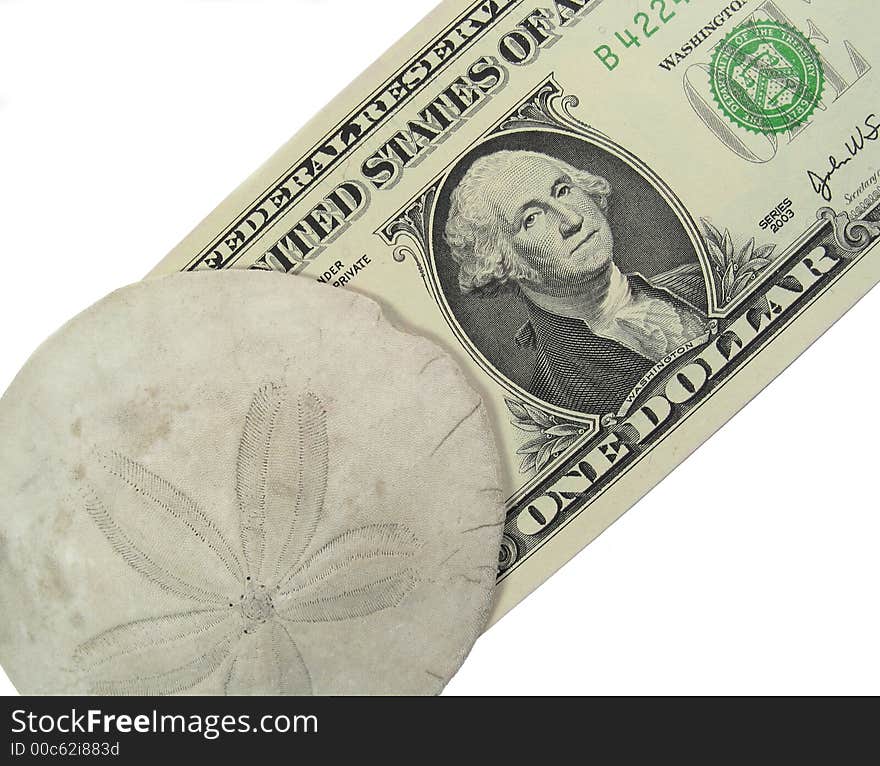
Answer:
(423, 125, 713, 423)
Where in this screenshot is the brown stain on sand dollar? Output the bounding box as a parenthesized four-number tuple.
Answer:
(115, 402, 171, 450)
(52, 500, 76, 537)
(38, 556, 73, 603)
(113, 387, 193, 451)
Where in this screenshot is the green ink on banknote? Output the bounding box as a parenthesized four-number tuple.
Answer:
(710, 21, 824, 134)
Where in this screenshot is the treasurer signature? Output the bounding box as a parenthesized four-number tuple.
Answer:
(807, 113, 880, 202)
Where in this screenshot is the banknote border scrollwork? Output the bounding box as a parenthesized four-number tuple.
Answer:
(495, 79, 597, 135)
(818, 206, 880, 253)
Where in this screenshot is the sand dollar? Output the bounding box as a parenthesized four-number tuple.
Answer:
(0, 272, 504, 695)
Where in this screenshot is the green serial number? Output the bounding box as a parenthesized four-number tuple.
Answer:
(595, 0, 692, 71)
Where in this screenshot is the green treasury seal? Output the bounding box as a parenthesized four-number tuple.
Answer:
(710, 21, 824, 134)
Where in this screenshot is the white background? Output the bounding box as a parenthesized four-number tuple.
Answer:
(1, 0, 878, 696)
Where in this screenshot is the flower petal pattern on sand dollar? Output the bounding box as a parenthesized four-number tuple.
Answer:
(237, 382, 288, 580)
(78, 484, 231, 606)
(279, 569, 419, 624)
(90, 637, 236, 696)
(278, 523, 420, 598)
(269, 392, 329, 583)
(74, 609, 234, 669)
(75, 384, 420, 695)
(99, 450, 244, 585)
(224, 621, 312, 695)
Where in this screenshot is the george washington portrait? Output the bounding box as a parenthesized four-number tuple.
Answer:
(439, 141, 709, 415)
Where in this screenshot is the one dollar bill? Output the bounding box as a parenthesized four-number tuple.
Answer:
(149, 0, 880, 624)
